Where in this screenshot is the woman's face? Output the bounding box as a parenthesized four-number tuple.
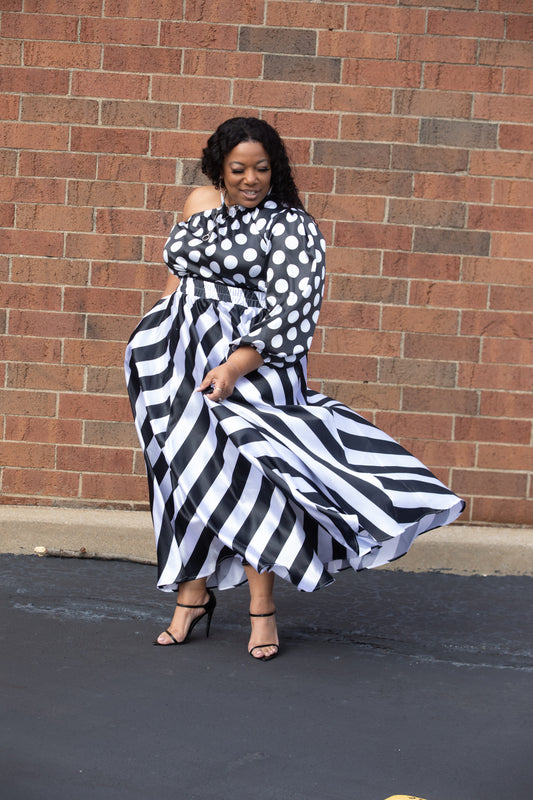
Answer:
(221, 140, 271, 208)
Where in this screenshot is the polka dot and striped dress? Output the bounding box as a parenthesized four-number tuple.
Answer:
(125, 197, 464, 593)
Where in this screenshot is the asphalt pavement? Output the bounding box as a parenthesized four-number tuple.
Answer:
(1, 552, 532, 800)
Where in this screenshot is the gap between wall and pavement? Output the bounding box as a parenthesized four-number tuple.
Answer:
(0, 505, 531, 577)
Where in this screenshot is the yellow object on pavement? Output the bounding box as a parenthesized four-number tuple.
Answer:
(384, 796, 429, 800)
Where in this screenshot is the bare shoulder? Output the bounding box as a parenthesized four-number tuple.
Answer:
(182, 185, 220, 220)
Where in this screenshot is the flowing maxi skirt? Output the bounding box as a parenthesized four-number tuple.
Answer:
(125, 276, 464, 593)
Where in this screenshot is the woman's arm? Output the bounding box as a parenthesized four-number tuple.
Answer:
(197, 346, 264, 402)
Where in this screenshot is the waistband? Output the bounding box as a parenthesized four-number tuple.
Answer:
(180, 276, 266, 309)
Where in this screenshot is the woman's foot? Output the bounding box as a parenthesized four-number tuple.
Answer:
(155, 589, 214, 646)
(248, 610, 279, 661)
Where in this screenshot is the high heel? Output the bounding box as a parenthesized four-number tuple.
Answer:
(248, 611, 279, 662)
(153, 588, 216, 646)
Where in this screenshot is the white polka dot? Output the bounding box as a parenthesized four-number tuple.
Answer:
(275, 278, 288, 293)
(285, 235, 299, 250)
(287, 292, 298, 306)
(300, 319, 311, 333)
(231, 220, 241, 230)
(242, 212, 251, 224)
(287, 310, 299, 323)
(189, 250, 201, 263)
(307, 336, 314, 349)
(176, 256, 187, 268)
(235, 233, 247, 244)
(205, 243, 216, 257)
(221, 239, 232, 250)
(267, 317, 282, 330)
(210, 261, 221, 273)
(224, 255, 238, 269)
(298, 223, 306, 235)
(294, 344, 304, 355)
(298, 252, 309, 264)
(271, 250, 285, 265)
(287, 327, 297, 341)
(256, 218, 266, 230)
(200, 266, 212, 278)
(170, 241, 182, 252)
(287, 212, 298, 222)
(266, 268, 275, 282)
(243, 248, 257, 262)
(233, 273, 245, 283)
(272, 222, 286, 237)
(287, 263, 299, 278)
(312, 311, 320, 323)
(303, 302, 311, 315)
(188, 237, 202, 246)
(249, 265, 261, 278)
(271, 335, 283, 349)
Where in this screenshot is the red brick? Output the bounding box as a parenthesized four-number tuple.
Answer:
(461, 310, 531, 338)
(482, 337, 533, 365)
(0, 203, 14, 226)
(2, 467, 80, 499)
(414, 174, 492, 204)
(424, 64, 502, 93)
(344, 60, 422, 89)
(63, 340, 128, 368)
(81, 17, 158, 45)
(404, 333, 480, 362)
(341, 114, 418, 143)
(86, 314, 138, 343)
(308, 353, 377, 383)
(414, 228, 489, 257)
(68, 180, 144, 209)
(72, 70, 149, 100)
(266, 1, 343, 29)
(5, 417, 82, 445)
(0, 122, 69, 151)
(399, 439, 476, 469)
(347, 4, 426, 34)
(459, 363, 532, 393)
(403, 386, 478, 415)
(493, 180, 533, 207)
(9, 309, 85, 338)
(182, 50, 262, 79)
(307, 194, 385, 224)
(0, 150, 17, 176)
(324, 247, 381, 277)
(314, 85, 392, 114)
(86, 366, 128, 394)
(16, 204, 93, 233)
(103, 44, 182, 74)
(104, 0, 180, 18)
(504, 68, 533, 96)
(474, 94, 533, 124)
(375, 411, 453, 441)
(462, 257, 531, 286)
(0, 39, 21, 65)
(65, 233, 142, 261)
(319, 301, 380, 331)
(0, 334, 61, 363)
(382, 306, 459, 335)
(71, 126, 149, 155)
(409, 281, 488, 310)
(63, 286, 141, 316)
(57, 445, 133, 474)
(478, 443, 532, 472)
(400, 35, 476, 64)
(469, 204, 533, 233)
(455, 415, 530, 445)
(480, 391, 531, 419)
(100, 100, 177, 129)
(479, 0, 530, 11)
(84, 420, 138, 448)
(324, 328, 401, 358)
(452, 469, 527, 498)
(0, 93, 19, 120)
(291, 167, 335, 195)
(163, 20, 237, 49)
(470, 150, 533, 178)
(383, 252, 460, 282)
(489, 285, 533, 311)
(479, 40, 532, 69)
(186, 0, 262, 23)
(97, 155, 176, 184)
(335, 223, 412, 252)
(25, 41, 101, 69)
(2, 12, 79, 40)
(380, 357, 457, 388)
(82, 473, 147, 502)
(471, 497, 532, 526)
(146, 184, 189, 213)
(389, 199, 466, 228)
(9, 362, 84, 392)
(330, 275, 407, 305)
(392, 144, 468, 173)
(25, 0, 101, 12)
(510, 16, 533, 41)
(11, 256, 89, 286)
(0, 441, 55, 469)
(60, 393, 131, 422)
(2, 230, 63, 257)
(25, 95, 98, 125)
(321, 381, 401, 414)
(19, 152, 97, 180)
(153, 75, 231, 105)
(499, 123, 533, 151)
(0, 283, 61, 311)
(318, 31, 396, 59)
(1, 176, 66, 205)
(95, 208, 173, 237)
(427, 9, 505, 37)
(180, 104, 252, 134)
(491, 232, 533, 260)
(335, 170, 412, 199)
(394, 88, 472, 118)
(0, 388, 57, 417)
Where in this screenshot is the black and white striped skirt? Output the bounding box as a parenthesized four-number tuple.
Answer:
(125, 276, 464, 593)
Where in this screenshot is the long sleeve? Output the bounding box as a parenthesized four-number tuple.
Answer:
(231, 208, 326, 366)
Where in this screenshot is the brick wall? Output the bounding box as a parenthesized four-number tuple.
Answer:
(0, 1, 531, 525)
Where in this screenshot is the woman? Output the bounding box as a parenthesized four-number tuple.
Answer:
(125, 117, 464, 661)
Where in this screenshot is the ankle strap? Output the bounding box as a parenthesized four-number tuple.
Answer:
(249, 611, 276, 617)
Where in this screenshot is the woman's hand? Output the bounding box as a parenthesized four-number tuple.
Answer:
(197, 346, 263, 402)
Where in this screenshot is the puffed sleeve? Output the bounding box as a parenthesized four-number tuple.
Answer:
(231, 209, 326, 367)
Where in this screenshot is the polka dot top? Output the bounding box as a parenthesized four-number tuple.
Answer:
(163, 197, 326, 367)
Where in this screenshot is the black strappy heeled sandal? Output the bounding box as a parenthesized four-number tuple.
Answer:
(248, 611, 280, 662)
(153, 589, 216, 646)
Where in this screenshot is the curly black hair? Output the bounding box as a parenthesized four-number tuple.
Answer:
(201, 117, 304, 210)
